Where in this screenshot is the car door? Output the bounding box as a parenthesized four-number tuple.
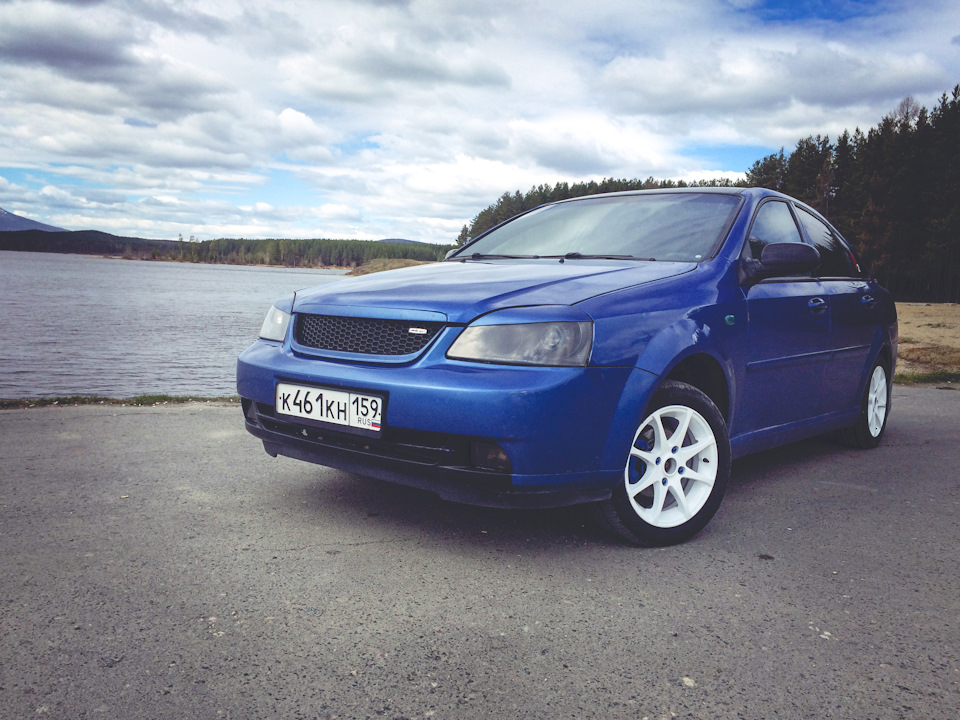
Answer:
(737, 200, 832, 433)
(795, 206, 877, 415)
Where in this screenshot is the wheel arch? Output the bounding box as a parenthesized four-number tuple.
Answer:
(876, 343, 895, 375)
(662, 352, 731, 422)
(597, 349, 733, 474)
(856, 339, 895, 402)
(630, 315, 736, 423)
(867, 340, 896, 410)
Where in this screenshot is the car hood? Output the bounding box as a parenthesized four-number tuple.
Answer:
(293, 260, 695, 323)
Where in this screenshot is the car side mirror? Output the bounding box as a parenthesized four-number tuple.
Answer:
(741, 242, 820, 283)
(444, 248, 458, 260)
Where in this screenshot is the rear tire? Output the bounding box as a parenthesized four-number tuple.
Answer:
(593, 381, 730, 546)
(840, 360, 890, 449)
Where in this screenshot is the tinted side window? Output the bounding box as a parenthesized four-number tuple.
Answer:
(746, 201, 803, 259)
(796, 208, 856, 277)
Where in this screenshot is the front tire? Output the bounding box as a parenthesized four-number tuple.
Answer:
(840, 360, 890, 449)
(594, 381, 730, 546)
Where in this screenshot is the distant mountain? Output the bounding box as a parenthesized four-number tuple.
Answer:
(377, 238, 423, 245)
(1, 226, 453, 264)
(0, 207, 65, 232)
(0, 229, 178, 256)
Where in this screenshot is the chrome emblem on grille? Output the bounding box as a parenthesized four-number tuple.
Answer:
(408, 327, 428, 335)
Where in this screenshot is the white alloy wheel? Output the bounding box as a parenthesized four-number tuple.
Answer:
(625, 404, 719, 528)
(865, 364, 888, 437)
(841, 358, 891, 449)
(593, 380, 730, 546)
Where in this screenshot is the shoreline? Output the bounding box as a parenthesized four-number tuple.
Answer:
(0, 395, 240, 410)
(5, 249, 423, 274)
(88, 253, 352, 272)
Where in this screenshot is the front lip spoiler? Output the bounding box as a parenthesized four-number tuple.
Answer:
(242, 411, 612, 510)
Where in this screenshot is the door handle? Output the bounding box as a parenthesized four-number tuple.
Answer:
(808, 297, 827, 314)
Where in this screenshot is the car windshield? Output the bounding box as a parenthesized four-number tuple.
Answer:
(457, 192, 743, 262)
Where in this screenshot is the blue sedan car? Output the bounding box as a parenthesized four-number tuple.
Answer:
(237, 187, 897, 545)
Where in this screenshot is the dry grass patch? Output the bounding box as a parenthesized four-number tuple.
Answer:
(347, 258, 434, 276)
(896, 303, 960, 382)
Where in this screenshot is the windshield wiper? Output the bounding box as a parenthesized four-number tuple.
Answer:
(457, 252, 654, 261)
(549, 252, 642, 260)
(464, 252, 539, 260)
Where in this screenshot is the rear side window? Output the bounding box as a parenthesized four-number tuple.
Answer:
(796, 208, 857, 278)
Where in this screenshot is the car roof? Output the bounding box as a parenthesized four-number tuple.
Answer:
(549, 186, 777, 204)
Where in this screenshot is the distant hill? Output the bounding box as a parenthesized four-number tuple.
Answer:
(0, 228, 452, 266)
(377, 238, 422, 245)
(0, 207, 65, 232)
(0, 229, 178, 256)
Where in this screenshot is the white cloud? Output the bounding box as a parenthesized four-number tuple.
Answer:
(316, 203, 361, 221)
(1, 0, 959, 244)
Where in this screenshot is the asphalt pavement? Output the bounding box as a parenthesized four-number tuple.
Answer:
(1, 385, 958, 719)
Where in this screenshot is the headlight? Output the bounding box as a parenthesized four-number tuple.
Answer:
(448, 321, 592, 366)
(259, 305, 291, 342)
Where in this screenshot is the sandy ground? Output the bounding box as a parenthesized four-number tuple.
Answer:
(895, 303, 960, 376)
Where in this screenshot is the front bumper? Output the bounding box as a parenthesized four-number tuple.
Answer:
(242, 397, 613, 507)
(237, 339, 654, 508)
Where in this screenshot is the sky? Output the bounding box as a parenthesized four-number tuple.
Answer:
(1, 0, 959, 245)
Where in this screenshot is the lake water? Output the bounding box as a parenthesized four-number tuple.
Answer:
(0, 251, 348, 398)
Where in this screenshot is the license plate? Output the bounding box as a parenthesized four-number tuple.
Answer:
(275, 382, 383, 432)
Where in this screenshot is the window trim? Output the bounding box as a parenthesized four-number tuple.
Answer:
(739, 198, 818, 284)
(793, 204, 862, 280)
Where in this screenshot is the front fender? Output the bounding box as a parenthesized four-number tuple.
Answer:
(636, 309, 741, 397)
(596, 366, 661, 472)
(595, 313, 741, 472)
(636, 317, 719, 375)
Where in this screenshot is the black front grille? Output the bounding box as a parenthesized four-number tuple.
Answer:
(294, 314, 444, 356)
